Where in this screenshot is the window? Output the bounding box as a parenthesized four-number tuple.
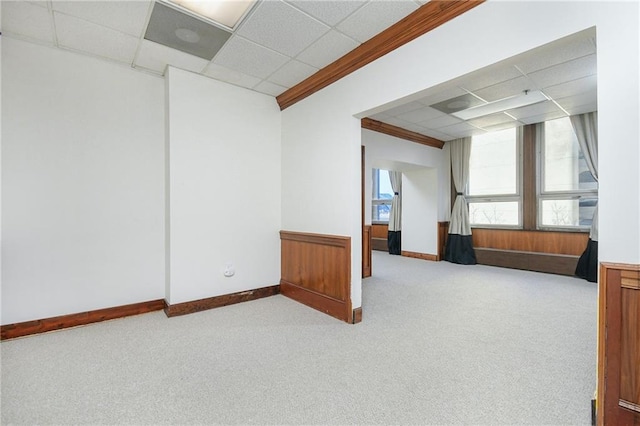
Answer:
(466, 127, 521, 227)
(538, 117, 597, 229)
(372, 168, 393, 223)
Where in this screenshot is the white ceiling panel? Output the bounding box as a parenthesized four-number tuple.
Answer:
(473, 76, 534, 102)
(417, 86, 468, 107)
(481, 120, 525, 133)
(422, 114, 462, 129)
(439, 122, 486, 138)
(368, 112, 392, 121)
(134, 39, 209, 74)
(286, 0, 366, 26)
(1, 1, 55, 45)
(336, 0, 419, 43)
(268, 60, 317, 88)
(237, 0, 329, 57)
(385, 101, 424, 117)
(505, 100, 564, 120)
(554, 90, 598, 112)
(384, 117, 413, 128)
(515, 31, 596, 74)
(51, 1, 151, 37)
(528, 54, 596, 89)
(213, 36, 289, 79)
(296, 30, 359, 69)
(467, 113, 516, 129)
(54, 12, 139, 64)
(543, 75, 597, 100)
(564, 103, 597, 116)
(254, 80, 288, 97)
(519, 110, 568, 125)
(421, 129, 452, 141)
(459, 65, 522, 92)
(202, 63, 262, 89)
(396, 107, 443, 124)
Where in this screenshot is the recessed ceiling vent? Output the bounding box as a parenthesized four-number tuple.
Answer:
(430, 93, 485, 115)
(144, 2, 232, 60)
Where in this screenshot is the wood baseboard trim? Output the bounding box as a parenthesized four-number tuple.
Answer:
(402, 250, 439, 261)
(352, 307, 363, 324)
(164, 285, 280, 317)
(280, 280, 351, 323)
(0, 299, 165, 340)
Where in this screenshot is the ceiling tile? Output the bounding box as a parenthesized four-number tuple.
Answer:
(543, 75, 597, 100)
(422, 129, 454, 141)
(254, 80, 288, 97)
(237, 0, 329, 57)
(563, 103, 597, 116)
(459, 65, 522, 92)
(519, 110, 568, 125)
(554, 90, 598, 113)
(440, 122, 486, 138)
(268, 60, 317, 88)
(54, 12, 139, 64)
(384, 117, 413, 128)
(336, 0, 419, 43)
(396, 107, 443, 124)
(286, 0, 366, 26)
(481, 121, 524, 133)
(51, 0, 151, 37)
(505, 100, 564, 120)
(467, 113, 516, 129)
(368, 112, 392, 121)
(422, 114, 462, 129)
(472, 76, 534, 102)
(384, 101, 424, 117)
(296, 30, 359, 69)
(515, 30, 596, 74)
(1, 1, 54, 44)
(134, 39, 209, 74)
(528, 54, 596, 89)
(417, 87, 468, 106)
(213, 36, 289, 79)
(203, 63, 262, 89)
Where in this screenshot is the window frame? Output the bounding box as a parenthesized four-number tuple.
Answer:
(371, 168, 392, 224)
(536, 118, 598, 232)
(465, 127, 523, 229)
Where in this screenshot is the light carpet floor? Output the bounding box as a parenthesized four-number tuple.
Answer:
(1, 252, 597, 425)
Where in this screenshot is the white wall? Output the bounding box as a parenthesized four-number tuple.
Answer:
(281, 1, 640, 311)
(362, 129, 449, 224)
(166, 67, 281, 305)
(403, 169, 438, 256)
(1, 38, 165, 324)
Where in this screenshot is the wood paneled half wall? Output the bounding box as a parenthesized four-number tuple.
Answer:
(280, 230, 353, 323)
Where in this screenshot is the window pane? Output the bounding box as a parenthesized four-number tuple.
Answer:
(468, 128, 517, 196)
(374, 169, 393, 199)
(540, 198, 597, 228)
(372, 203, 390, 222)
(469, 201, 519, 226)
(543, 117, 597, 192)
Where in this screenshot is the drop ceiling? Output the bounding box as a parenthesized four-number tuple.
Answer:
(366, 28, 597, 141)
(0, 0, 426, 97)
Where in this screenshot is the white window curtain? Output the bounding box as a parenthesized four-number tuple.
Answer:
(570, 111, 598, 240)
(444, 137, 476, 264)
(570, 111, 598, 282)
(387, 170, 402, 255)
(388, 171, 402, 232)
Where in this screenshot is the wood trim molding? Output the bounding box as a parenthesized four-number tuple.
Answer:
(475, 247, 579, 276)
(352, 307, 363, 324)
(279, 230, 350, 248)
(472, 228, 589, 256)
(280, 280, 351, 322)
(402, 250, 438, 262)
(276, 0, 485, 110)
(1, 299, 165, 340)
(164, 285, 280, 317)
(522, 125, 537, 230)
(362, 118, 444, 149)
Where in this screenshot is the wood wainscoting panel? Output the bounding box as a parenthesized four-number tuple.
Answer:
(1, 299, 166, 340)
(598, 263, 640, 425)
(372, 223, 388, 251)
(363, 225, 372, 278)
(438, 221, 449, 261)
(280, 231, 352, 323)
(472, 229, 589, 256)
(164, 285, 280, 317)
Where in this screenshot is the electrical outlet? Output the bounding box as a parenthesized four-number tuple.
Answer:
(224, 263, 235, 277)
